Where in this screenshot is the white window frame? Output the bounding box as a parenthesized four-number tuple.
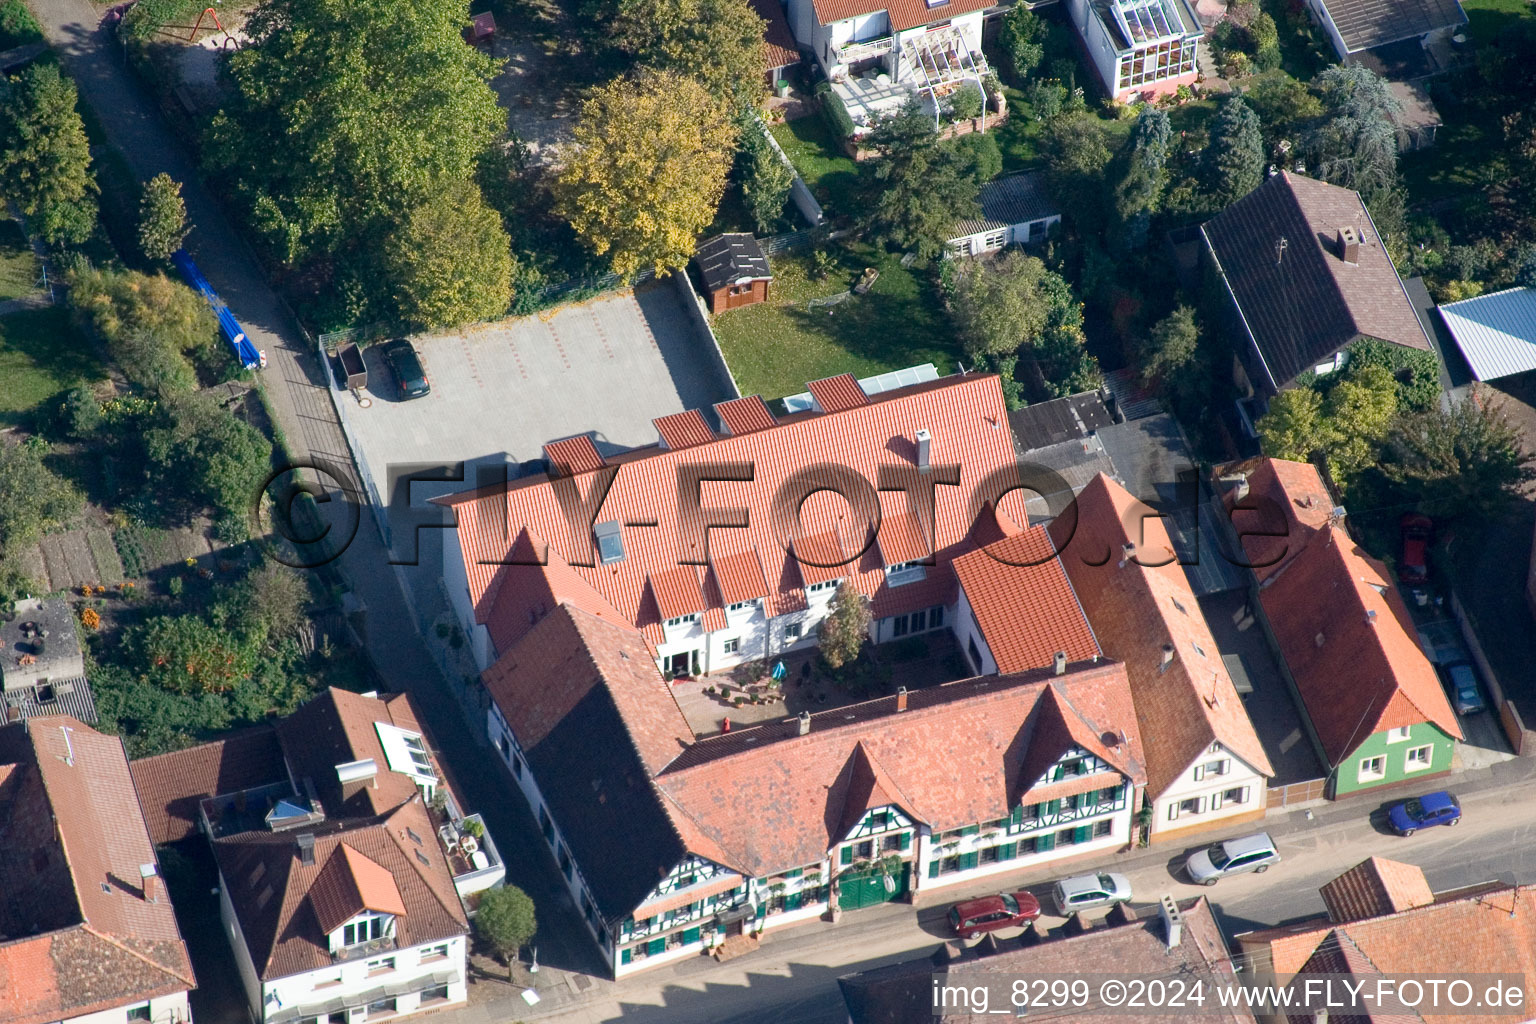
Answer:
(727, 599, 758, 613)
(884, 561, 925, 586)
(1405, 745, 1432, 771)
(1386, 726, 1411, 743)
(983, 230, 1007, 251)
(1358, 755, 1386, 782)
(722, 637, 740, 654)
(806, 579, 841, 594)
(784, 622, 803, 640)
(664, 613, 700, 628)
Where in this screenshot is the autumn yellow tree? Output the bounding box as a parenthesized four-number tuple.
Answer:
(557, 71, 737, 280)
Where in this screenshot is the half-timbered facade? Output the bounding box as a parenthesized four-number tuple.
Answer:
(482, 602, 1146, 976)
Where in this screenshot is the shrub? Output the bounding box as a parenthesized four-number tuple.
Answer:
(821, 89, 855, 140)
(948, 82, 985, 121)
(0, 0, 43, 48)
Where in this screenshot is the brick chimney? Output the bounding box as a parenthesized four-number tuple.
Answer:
(1336, 226, 1360, 265)
(895, 686, 908, 712)
(297, 832, 316, 866)
(140, 863, 161, 904)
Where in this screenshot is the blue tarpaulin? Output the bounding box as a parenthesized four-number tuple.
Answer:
(171, 248, 262, 369)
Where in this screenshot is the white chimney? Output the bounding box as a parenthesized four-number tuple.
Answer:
(1118, 543, 1135, 568)
(1053, 651, 1067, 676)
(1159, 895, 1183, 949)
(797, 711, 811, 736)
(915, 429, 932, 472)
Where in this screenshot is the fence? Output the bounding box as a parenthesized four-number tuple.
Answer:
(1448, 590, 1535, 755)
(1266, 778, 1327, 809)
(671, 271, 742, 400)
(756, 115, 825, 228)
(760, 229, 817, 256)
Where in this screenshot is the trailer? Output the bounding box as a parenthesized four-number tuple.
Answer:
(170, 248, 262, 370)
(336, 342, 368, 390)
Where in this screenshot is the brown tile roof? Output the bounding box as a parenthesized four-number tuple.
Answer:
(656, 661, 1146, 877)
(1237, 459, 1462, 763)
(714, 395, 777, 435)
(1321, 856, 1435, 924)
(876, 510, 931, 566)
(309, 843, 410, 933)
(808, 373, 869, 412)
(841, 896, 1254, 1024)
(648, 566, 708, 620)
(1201, 172, 1429, 390)
(1051, 475, 1273, 797)
(710, 548, 772, 604)
(543, 435, 606, 476)
(654, 410, 716, 450)
(0, 717, 194, 1024)
(810, 0, 995, 33)
(215, 799, 467, 980)
(951, 527, 1101, 674)
(447, 373, 1021, 659)
(1221, 456, 1336, 581)
(276, 688, 428, 817)
(130, 724, 284, 844)
(750, 0, 800, 68)
(482, 605, 697, 922)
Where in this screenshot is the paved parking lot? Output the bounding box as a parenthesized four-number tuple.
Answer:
(336, 281, 737, 526)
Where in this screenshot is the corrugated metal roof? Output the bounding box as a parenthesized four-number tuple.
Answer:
(950, 171, 1059, 240)
(1438, 286, 1536, 382)
(1315, 0, 1465, 53)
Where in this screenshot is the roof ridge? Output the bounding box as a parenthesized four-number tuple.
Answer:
(381, 801, 466, 926)
(1046, 682, 1138, 780)
(79, 922, 196, 990)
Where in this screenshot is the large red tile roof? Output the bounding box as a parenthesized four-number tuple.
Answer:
(1051, 474, 1273, 797)
(810, 0, 995, 33)
(951, 526, 1101, 674)
(447, 373, 1024, 658)
(130, 724, 284, 844)
(1236, 459, 1461, 764)
(655, 661, 1145, 877)
(0, 717, 195, 1024)
(749, 0, 801, 68)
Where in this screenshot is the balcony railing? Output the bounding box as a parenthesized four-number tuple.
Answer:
(333, 935, 397, 962)
(838, 36, 893, 64)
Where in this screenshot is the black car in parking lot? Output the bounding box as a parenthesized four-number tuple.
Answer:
(382, 339, 430, 399)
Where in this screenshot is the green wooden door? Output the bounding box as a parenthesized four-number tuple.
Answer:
(838, 865, 909, 910)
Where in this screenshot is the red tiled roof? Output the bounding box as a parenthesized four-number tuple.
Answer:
(655, 662, 1145, 877)
(654, 410, 716, 450)
(449, 374, 1018, 658)
(711, 548, 772, 604)
(951, 527, 1100, 674)
(543, 435, 606, 476)
(750, 0, 801, 69)
(0, 718, 195, 1024)
(130, 724, 284, 844)
(1237, 459, 1461, 764)
(1051, 475, 1273, 798)
(714, 395, 777, 435)
(876, 510, 931, 566)
(810, 0, 994, 32)
(808, 373, 869, 412)
(832, 741, 931, 837)
(794, 529, 855, 586)
(648, 566, 708, 620)
(309, 844, 409, 934)
(1222, 456, 1336, 582)
(1321, 857, 1434, 924)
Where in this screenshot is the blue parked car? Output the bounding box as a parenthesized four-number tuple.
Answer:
(1388, 792, 1461, 836)
(1445, 661, 1486, 716)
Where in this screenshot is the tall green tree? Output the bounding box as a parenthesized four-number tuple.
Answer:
(1307, 64, 1401, 206)
(1258, 386, 1328, 462)
(946, 251, 1053, 361)
(0, 63, 98, 245)
(1203, 95, 1265, 207)
(1113, 106, 1172, 248)
(0, 439, 83, 552)
(1321, 363, 1398, 476)
(1042, 111, 1113, 233)
(476, 885, 538, 979)
(557, 70, 737, 279)
(998, 4, 1047, 80)
(1138, 304, 1199, 388)
(137, 173, 190, 262)
(859, 99, 980, 258)
(205, 0, 505, 266)
(738, 125, 793, 234)
(1382, 390, 1536, 521)
(383, 179, 513, 329)
(819, 581, 871, 670)
(645, 0, 767, 108)
(143, 394, 272, 538)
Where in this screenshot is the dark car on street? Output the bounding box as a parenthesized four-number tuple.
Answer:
(382, 338, 430, 400)
(947, 891, 1042, 939)
(1443, 661, 1486, 716)
(1387, 791, 1461, 836)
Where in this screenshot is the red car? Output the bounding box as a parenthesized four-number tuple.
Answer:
(947, 891, 1041, 939)
(1399, 513, 1433, 585)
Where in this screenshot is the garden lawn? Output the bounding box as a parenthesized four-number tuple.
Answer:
(0, 307, 105, 427)
(1463, 0, 1530, 45)
(770, 116, 859, 217)
(710, 245, 960, 403)
(0, 219, 38, 301)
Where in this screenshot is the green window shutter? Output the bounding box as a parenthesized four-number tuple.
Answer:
(1046, 799, 1061, 816)
(998, 842, 1017, 860)
(961, 824, 980, 837)
(786, 892, 802, 910)
(840, 845, 853, 865)
(1074, 825, 1090, 844)
(898, 832, 912, 851)
(958, 851, 979, 870)
(755, 902, 767, 919)
(1050, 764, 1064, 782)
(1038, 831, 1056, 852)
(1010, 805, 1023, 825)
(621, 947, 632, 965)
(681, 927, 701, 945)
(786, 868, 802, 879)
(647, 938, 665, 955)
(928, 859, 940, 879)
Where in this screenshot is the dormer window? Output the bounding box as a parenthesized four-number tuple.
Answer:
(727, 599, 759, 613)
(340, 912, 391, 949)
(806, 579, 840, 594)
(665, 613, 700, 628)
(884, 561, 925, 586)
(595, 521, 624, 564)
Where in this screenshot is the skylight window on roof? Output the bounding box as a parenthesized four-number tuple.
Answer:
(595, 520, 624, 564)
(1112, 0, 1177, 45)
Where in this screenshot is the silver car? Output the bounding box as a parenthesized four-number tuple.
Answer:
(1051, 871, 1133, 915)
(1186, 832, 1280, 885)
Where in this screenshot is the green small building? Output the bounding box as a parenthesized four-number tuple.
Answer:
(1227, 458, 1463, 799)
